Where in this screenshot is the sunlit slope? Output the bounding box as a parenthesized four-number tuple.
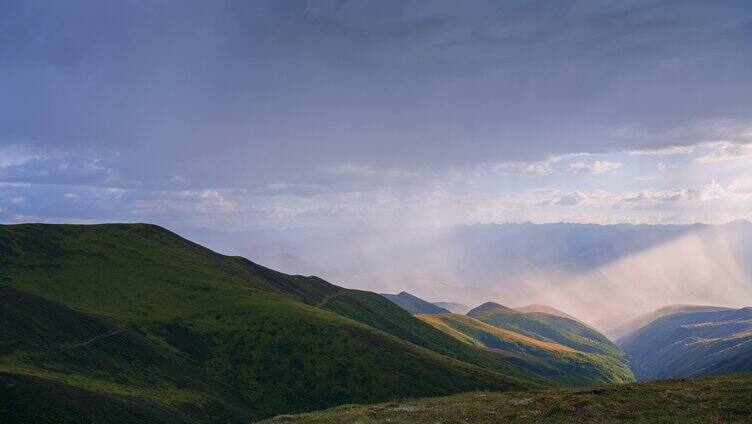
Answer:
(0, 224, 534, 422)
(465, 302, 633, 383)
(468, 302, 626, 359)
(418, 314, 633, 385)
(260, 373, 752, 424)
(618, 307, 752, 380)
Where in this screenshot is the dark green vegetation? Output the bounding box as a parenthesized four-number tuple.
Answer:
(380, 291, 449, 314)
(262, 373, 752, 423)
(618, 307, 752, 380)
(419, 313, 633, 386)
(0, 224, 540, 423)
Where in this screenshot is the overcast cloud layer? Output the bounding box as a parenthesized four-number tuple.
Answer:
(2, 0, 752, 231)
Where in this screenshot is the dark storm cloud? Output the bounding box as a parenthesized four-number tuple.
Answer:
(2, 0, 751, 191)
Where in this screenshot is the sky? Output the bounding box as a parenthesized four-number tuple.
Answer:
(2, 0, 752, 232)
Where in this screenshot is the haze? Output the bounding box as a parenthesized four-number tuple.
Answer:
(2, 1, 752, 322)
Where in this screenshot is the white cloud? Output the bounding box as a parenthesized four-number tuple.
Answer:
(729, 178, 752, 194)
(557, 192, 588, 206)
(494, 159, 555, 176)
(131, 189, 239, 215)
(325, 164, 419, 179)
(694, 142, 752, 164)
(570, 161, 622, 174)
(629, 145, 696, 156)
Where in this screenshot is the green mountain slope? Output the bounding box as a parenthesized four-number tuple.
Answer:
(418, 314, 633, 385)
(260, 373, 752, 423)
(465, 302, 633, 383)
(468, 302, 625, 358)
(380, 292, 450, 314)
(319, 290, 551, 385)
(0, 224, 534, 423)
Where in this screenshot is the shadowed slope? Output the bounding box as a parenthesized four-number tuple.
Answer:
(601, 304, 732, 340)
(618, 307, 752, 380)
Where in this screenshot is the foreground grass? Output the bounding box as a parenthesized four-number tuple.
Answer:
(262, 373, 752, 423)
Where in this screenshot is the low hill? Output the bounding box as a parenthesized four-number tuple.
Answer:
(418, 314, 633, 386)
(468, 303, 625, 360)
(380, 292, 449, 314)
(602, 304, 732, 340)
(0, 224, 536, 423)
(467, 301, 518, 319)
(618, 307, 752, 380)
(261, 373, 752, 423)
(433, 301, 470, 314)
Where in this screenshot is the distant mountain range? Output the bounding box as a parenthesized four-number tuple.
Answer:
(599, 304, 732, 340)
(205, 220, 752, 324)
(380, 292, 450, 314)
(433, 301, 470, 314)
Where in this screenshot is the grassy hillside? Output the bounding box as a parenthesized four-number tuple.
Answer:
(618, 308, 752, 380)
(313, 289, 550, 385)
(380, 292, 450, 314)
(468, 302, 626, 359)
(464, 302, 633, 384)
(418, 314, 633, 385)
(0, 224, 535, 422)
(261, 373, 752, 423)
